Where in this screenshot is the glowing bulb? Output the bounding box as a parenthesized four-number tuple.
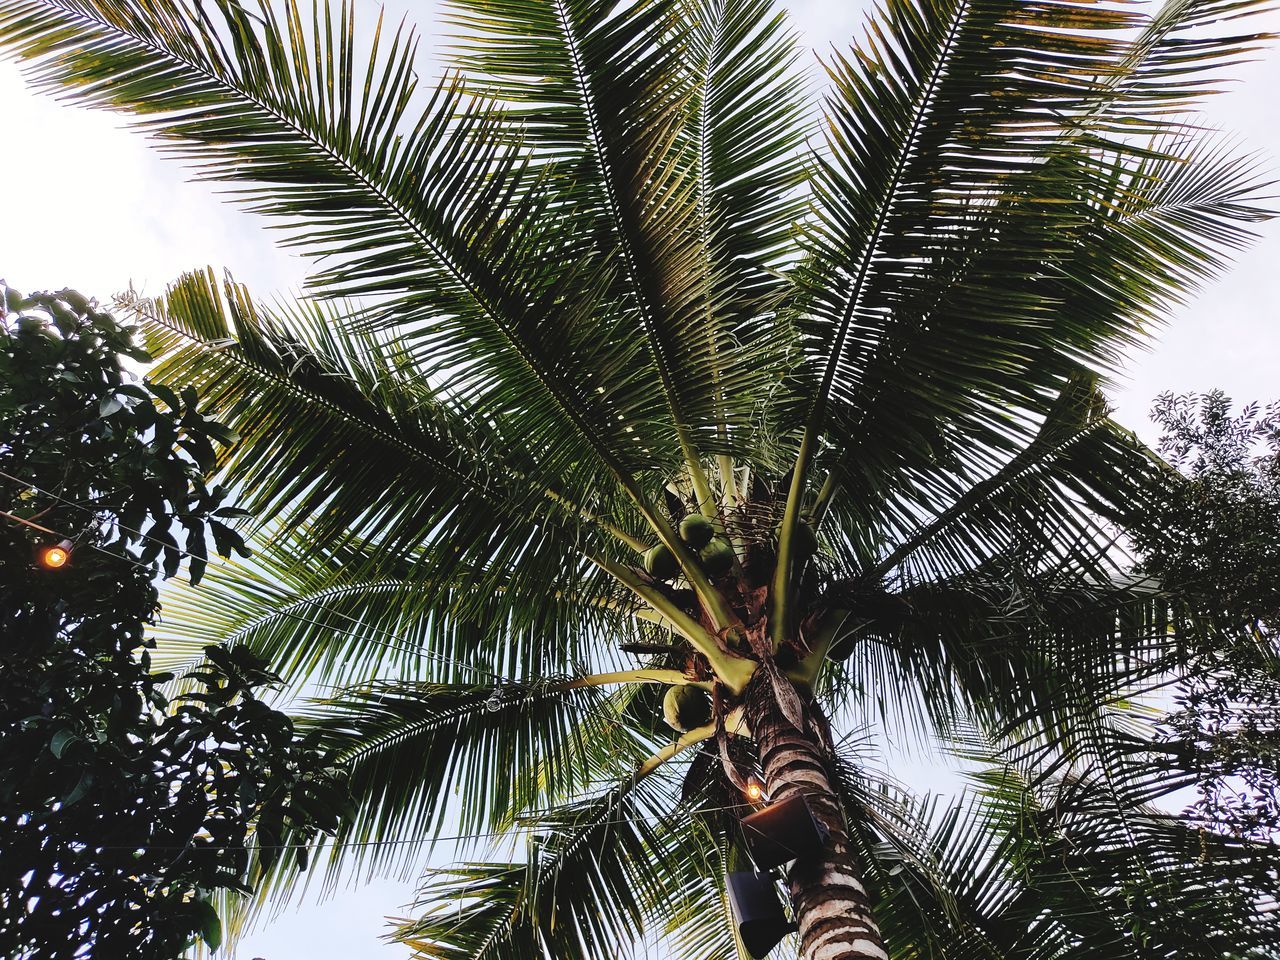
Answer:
(745, 779, 764, 802)
(40, 541, 72, 569)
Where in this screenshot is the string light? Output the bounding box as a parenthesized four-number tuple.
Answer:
(38, 539, 73, 569)
(744, 777, 766, 803)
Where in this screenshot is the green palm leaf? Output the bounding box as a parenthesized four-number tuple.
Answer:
(392, 777, 691, 960)
(298, 679, 648, 870)
(809, 135, 1269, 566)
(136, 270, 644, 646)
(149, 534, 603, 689)
(450, 0, 792, 481)
(839, 752, 1279, 959)
(0, 0, 694, 492)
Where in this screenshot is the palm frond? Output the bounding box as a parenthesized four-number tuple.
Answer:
(391, 777, 690, 960)
(0, 0, 687, 487)
(149, 528, 607, 690)
(790, 0, 1126, 448)
(863, 414, 1160, 589)
(449, 0, 798, 470)
(791, 0, 1271, 518)
(217, 675, 661, 950)
(837, 751, 1280, 960)
(686, 0, 809, 313)
(302, 679, 648, 867)
(813, 142, 1268, 565)
(137, 270, 642, 658)
(880, 572, 1172, 743)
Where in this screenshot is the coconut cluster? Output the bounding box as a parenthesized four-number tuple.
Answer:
(638, 503, 832, 734)
(642, 513, 738, 581)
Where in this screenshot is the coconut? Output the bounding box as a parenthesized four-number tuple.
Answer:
(642, 543, 679, 580)
(827, 630, 859, 662)
(678, 513, 715, 549)
(793, 521, 819, 560)
(699, 537, 735, 577)
(662, 684, 712, 732)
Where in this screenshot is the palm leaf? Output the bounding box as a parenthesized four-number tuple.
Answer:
(837, 751, 1280, 959)
(217, 675, 662, 946)
(810, 134, 1270, 558)
(392, 777, 688, 960)
(0, 0, 687, 490)
(449, 0, 798, 475)
(783, 0, 1270, 546)
(136, 270, 641, 656)
(298, 678, 648, 870)
(149, 529, 605, 690)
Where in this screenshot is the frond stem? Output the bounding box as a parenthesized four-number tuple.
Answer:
(777, 0, 970, 616)
(590, 554, 754, 693)
(549, 0, 716, 514)
(633, 707, 748, 780)
(566, 669, 705, 690)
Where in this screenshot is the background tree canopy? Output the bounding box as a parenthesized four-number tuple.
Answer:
(1133, 392, 1280, 841)
(0, 285, 345, 960)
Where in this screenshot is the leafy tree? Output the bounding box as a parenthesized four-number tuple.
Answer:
(0, 286, 343, 959)
(1132, 392, 1280, 841)
(1, 0, 1278, 958)
(1135, 391, 1280, 629)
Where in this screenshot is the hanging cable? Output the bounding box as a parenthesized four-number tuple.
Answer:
(71, 798, 759, 854)
(0, 467, 525, 681)
(0, 470, 647, 731)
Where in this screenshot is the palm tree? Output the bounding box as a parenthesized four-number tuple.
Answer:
(3, 0, 1277, 956)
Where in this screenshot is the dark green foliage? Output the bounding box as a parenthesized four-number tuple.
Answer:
(0, 285, 246, 582)
(1131, 392, 1280, 840)
(1133, 391, 1280, 626)
(0, 287, 344, 959)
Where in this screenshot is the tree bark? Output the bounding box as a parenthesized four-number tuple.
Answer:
(747, 677, 887, 960)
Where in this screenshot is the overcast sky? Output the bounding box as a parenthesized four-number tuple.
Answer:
(1, 0, 1278, 956)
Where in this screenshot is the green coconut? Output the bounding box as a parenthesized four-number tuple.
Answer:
(793, 520, 820, 560)
(642, 543, 679, 580)
(699, 537, 736, 577)
(678, 513, 715, 549)
(662, 684, 712, 732)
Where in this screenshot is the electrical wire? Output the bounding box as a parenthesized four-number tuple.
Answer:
(0, 466, 506, 679)
(74, 798, 761, 853)
(0, 468, 683, 733)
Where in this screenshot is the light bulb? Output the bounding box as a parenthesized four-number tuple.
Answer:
(39, 540, 73, 569)
(744, 779, 765, 802)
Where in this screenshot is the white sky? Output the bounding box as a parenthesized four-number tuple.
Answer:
(1, 0, 1278, 956)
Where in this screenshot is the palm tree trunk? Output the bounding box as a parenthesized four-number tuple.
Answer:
(747, 678, 887, 960)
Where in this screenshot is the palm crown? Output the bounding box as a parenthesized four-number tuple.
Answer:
(1, 0, 1277, 955)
